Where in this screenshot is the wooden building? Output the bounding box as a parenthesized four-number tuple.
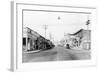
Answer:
(64, 29, 91, 50)
(23, 27, 40, 51)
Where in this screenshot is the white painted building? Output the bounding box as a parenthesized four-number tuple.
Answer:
(63, 29, 91, 50)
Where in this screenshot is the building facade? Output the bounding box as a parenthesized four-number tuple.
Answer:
(63, 29, 91, 50)
(23, 27, 40, 51)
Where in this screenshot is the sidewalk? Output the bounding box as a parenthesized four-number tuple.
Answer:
(24, 50, 41, 53)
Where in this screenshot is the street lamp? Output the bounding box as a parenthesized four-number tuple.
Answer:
(58, 16, 61, 20)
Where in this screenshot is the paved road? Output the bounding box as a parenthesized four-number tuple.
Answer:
(22, 46, 90, 63)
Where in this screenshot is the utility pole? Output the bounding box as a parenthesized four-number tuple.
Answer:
(86, 20, 90, 30)
(49, 33, 54, 41)
(86, 15, 90, 50)
(86, 14, 90, 30)
(43, 24, 48, 38)
(49, 33, 52, 40)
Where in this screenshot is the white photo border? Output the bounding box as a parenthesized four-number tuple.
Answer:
(11, 1, 97, 71)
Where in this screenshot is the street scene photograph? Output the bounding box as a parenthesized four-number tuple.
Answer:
(22, 10, 91, 63)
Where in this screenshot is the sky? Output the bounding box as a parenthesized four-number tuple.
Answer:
(23, 11, 91, 41)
